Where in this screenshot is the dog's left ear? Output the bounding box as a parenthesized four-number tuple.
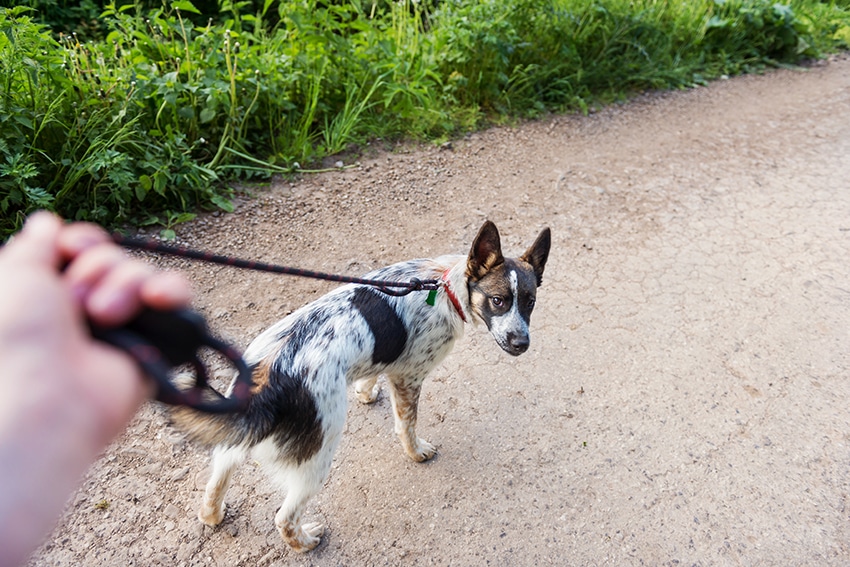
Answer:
(521, 227, 551, 286)
(467, 220, 504, 281)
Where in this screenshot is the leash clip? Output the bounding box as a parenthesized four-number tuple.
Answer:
(89, 308, 253, 414)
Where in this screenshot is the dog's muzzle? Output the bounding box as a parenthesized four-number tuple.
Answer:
(502, 332, 530, 356)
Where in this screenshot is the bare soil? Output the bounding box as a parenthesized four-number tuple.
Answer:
(29, 54, 850, 566)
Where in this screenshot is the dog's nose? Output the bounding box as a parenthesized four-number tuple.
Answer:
(509, 334, 529, 354)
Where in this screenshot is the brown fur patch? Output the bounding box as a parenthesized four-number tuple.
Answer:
(170, 407, 235, 447)
(389, 379, 421, 424)
(519, 227, 551, 285)
(279, 520, 319, 553)
(467, 221, 505, 281)
(472, 262, 513, 296)
(468, 262, 513, 318)
(250, 357, 273, 394)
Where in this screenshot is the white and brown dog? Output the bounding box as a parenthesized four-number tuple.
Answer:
(174, 220, 550, 552)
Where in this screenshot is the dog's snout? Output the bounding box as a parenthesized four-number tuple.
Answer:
(508, 333, 529, 354)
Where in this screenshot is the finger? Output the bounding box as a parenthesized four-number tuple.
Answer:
(56, 221, 113, 262)
(140, 271, 193, 310)
(85, 260, 154, 326)
(64, 241, 193, 324)
(1, 212, 62, 268)
(62, 243, 127, 305)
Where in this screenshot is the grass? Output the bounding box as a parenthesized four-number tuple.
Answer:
(1, 0, 849, 238)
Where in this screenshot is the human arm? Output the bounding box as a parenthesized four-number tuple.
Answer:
(0, 212, 192, 567)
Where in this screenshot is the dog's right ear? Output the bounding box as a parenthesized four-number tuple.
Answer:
(521, 227, 551, 286)
(467, 220, 504, 281)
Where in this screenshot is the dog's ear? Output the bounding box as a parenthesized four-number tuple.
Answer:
(520, 227, 551, 286)
(467, 220, 504, 281)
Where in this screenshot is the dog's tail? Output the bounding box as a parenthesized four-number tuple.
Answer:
(170, 356, 325, 462)
(170, 405, 252, 447)
(169, 364, 270, 448)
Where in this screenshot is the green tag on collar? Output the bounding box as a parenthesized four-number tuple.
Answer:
(425, 288, 437, 306)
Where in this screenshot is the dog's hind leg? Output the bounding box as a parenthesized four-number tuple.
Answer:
(258, 440, 339, 553)
(253, 392, 345, 553)
(272, 474, 326, 553)
(387, 377, 436, 462)
(354, 374, 380, 404)
(199, 445, 245, 526)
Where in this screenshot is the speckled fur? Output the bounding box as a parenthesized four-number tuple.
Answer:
(173, 221, 550, 553)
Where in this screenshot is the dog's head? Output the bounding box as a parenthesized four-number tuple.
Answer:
(466, 221, 551, 356)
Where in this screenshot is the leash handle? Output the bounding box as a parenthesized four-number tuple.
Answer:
(89, 308, 253, 414)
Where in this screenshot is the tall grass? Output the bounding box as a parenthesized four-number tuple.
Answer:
(1, 0, 848, 238)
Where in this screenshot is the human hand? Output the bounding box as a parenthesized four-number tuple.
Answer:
(0, 212, 192, 567)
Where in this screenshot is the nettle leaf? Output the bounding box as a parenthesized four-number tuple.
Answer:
(172, 212, 196, 223)
(172, 1, 202, 15)
(153, 171, 168, 195)
(210, 193, 234, 212)
(24, 186, 54, 206)
(13, 114, 34, 131)
(138, 215, 160, 227)
(200, 107, 216, 123)
(135, 182, 148, 202)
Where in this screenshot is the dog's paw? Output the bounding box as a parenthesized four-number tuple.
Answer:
(281, 521, 325, 553)
(355, 381, 380, 404)
(408, 438, 437, 462)
(301, 522, 325, 548)
(198, 502, 225, 526)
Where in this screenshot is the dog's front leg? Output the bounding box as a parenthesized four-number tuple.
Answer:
(354, 374, 380, 404)
(386, 377, 436, 462)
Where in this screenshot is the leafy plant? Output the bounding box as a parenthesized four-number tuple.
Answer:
(1, 0, 849, 239)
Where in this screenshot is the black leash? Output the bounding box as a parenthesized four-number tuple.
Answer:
(92, 234, 442, 414)
(112, 234, 441, 296)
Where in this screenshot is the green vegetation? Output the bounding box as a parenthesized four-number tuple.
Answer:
(1, 0, 848, 238)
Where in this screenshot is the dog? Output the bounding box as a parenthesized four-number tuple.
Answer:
(173, 220, 551, 552)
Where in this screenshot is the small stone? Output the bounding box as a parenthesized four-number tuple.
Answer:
(170, 466, 190, 482)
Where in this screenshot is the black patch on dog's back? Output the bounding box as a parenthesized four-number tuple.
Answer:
(246, 362, 324, 464)
(350, 287, 407, 364)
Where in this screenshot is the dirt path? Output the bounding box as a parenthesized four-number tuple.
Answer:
(30, 55, 850, 566)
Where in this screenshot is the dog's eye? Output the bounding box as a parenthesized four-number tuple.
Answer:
(491, 296, 504, 308)
(528, 298, 536, 310)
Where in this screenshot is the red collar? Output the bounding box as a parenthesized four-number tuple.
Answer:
(441, 269, 468, 323)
